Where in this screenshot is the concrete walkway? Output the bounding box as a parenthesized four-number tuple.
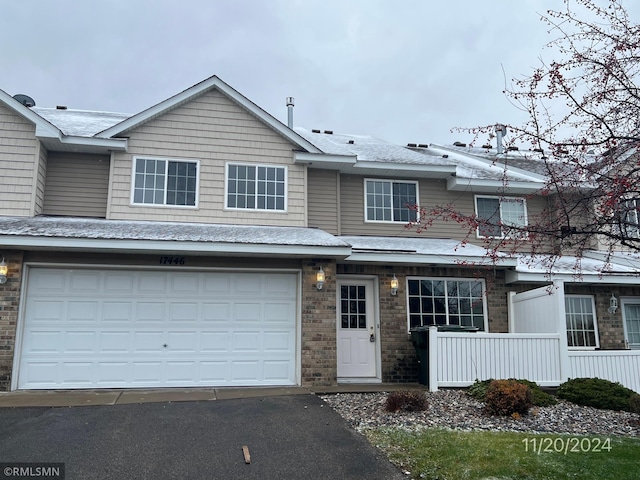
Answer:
(0, 383, 426, 408)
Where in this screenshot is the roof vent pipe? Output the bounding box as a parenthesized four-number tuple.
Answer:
(495, 124, 507, 154)
(286, 97, 294, 128)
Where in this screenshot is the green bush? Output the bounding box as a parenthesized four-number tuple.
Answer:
(467, 378, 557, 407)
(484, 379, 532, 416)
(557, 378, 637, 412)
(384, 390, 429, 413)
(630, 393, 640, 414)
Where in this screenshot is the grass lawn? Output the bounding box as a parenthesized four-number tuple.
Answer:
(365, 428, 640, 480)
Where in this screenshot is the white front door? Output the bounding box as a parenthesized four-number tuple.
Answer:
(621, 298, 640, 349)
(336, 278, 379, 380)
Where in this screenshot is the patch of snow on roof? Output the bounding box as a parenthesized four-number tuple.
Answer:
(0, 216, 349, 247)
(516, 255, 638, 275)
(32, 108, 131, 137)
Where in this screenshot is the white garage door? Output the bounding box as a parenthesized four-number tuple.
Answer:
(17, 268, 298, 389)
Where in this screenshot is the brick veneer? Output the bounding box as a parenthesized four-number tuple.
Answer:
(300, 259, 337, 386)
(0, 251, 23, 391)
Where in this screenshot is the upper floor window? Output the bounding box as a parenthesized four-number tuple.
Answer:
(618, 198, 640, 239)
(407, 278, 486, 331)
(133, 157, 198, 207)
(226, 164, 287, 211)
(565, 295, 599, 348)
(475, 195, 527, 238)
(365, 179, 417, 222)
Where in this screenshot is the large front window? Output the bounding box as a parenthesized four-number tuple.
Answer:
(365, 179, 417, 222)
(565, 295, 599, 348)
(133, 158, 198, 207)
(407, 278, 486, 330)
(226, 164, 286, 211)
(475, 196, 527, 238)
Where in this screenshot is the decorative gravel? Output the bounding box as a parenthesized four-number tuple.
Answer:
(320, 390, 640, 437)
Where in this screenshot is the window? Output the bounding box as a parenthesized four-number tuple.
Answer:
(565, 296, 599, 348)
(365, 179, 417, 222)
(407, 278, 486, 330)
(226, 164, 286, 211)
(475, 196, 527, 238)
(133, 158, 198, 207)
(618, 198, 640, 239)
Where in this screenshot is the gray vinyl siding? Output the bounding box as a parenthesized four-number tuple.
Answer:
(108, 89, 305, 226)
(33, 142, 48, 215)
(0, 104, 38, 216)
(43, 152, 110, 217)
(340, 174, 550, 246)
(308, 169, 339, 234)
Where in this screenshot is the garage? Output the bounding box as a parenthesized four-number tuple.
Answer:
(16, 267, 299, 389)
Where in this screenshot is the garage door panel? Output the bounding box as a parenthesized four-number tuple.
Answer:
(18, 268, 298, 389)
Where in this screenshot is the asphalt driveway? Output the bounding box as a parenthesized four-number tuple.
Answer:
(0, 394, 404, 480)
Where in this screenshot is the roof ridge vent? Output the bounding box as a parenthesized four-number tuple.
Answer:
(418, 143, 428, 148)
(407, 143, 417, 147)
(347, 140, 354, 144)
(453, 141, 466, 147)
(312, 129, 321, 133)
(324, 130, 333, 134)
(56, 105, 68, 110)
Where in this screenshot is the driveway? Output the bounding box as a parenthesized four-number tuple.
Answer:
(0, 394, 404, 480)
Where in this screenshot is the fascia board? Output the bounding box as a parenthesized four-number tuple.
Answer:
(95, 76, 322, 153)
(0, 235, 352, 258)
(58, 135, 128, 151)
(447, 176, 544, 194)
(354, 161, 456, 176)
(344, 251, 517, 267)
(0, 89, 61, 138)
(294, 151, 357, 165)
(505, 269, 640, 284)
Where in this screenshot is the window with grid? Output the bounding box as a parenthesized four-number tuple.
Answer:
(619, 198, 640, 239)
(227, 164, 286, 211)
(365, 179, 417, 222)
(407, 278, 485, 330)
(133, 158, 198, 206)
(565, 296, 599, 348)
(340, 285, 367, 329)
(475, 196, 527, 238)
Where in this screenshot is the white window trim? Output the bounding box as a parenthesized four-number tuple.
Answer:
(405, 276, 488, 332)
(130, 156, 200, 209)
(474, 194, 528, 239)
(224, 162, 288, 213)
(363, 178, 419, 223)
(565, 294, 600, 350)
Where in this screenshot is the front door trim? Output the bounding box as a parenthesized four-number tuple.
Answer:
(336, 275, 381, 383)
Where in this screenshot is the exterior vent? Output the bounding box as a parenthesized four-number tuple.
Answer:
(418, 144, 428, 148)
(324, 130, 333, 135)
(533, 148, 544, 153)
(347, 140, 354, 144)
(453, 141, 466, 147)
(312, 129, 321, 133)
(56, 105, 68, 110)
(507, 146, 519, 151)
(442, 154, 449, 158)
(407, 143, 417, 147)
(482, 144, 492, 149)
(13, 94, 36, 107)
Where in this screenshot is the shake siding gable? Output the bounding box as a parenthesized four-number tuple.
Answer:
(307, 169, 339, 234)
(43, 152, 110, 217)
(0, 104, 38, 216)
(108, 89, 306, 226)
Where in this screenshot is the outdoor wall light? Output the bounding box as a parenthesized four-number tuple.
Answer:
(390, 274, 399, 296)
(316, 267, 325, 290)
(608, 294, 618, 314)
(0, 258, 7, 284)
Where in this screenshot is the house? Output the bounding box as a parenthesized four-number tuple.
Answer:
(0, 75, 638, 393)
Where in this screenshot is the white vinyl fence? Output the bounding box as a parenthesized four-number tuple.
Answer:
(568, 350, 640, 394)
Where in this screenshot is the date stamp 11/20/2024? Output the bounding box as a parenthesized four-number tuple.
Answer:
(522, 437, 612, 455)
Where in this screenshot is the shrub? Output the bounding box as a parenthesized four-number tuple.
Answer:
(384, 390, 429, 413)
(484, 379, 532, 416)
(557, 378, 637, 412)
(467, 378, 557, 407)
(630, 393, 640, 415)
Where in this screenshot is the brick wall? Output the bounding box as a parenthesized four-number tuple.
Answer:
(300, 259, 337, 386)
(0, 251, 23, 391)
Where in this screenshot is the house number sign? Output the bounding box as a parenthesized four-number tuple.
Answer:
(159, 256, 186, 265)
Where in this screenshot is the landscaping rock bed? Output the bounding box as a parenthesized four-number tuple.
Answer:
(320, 390, 640, 437)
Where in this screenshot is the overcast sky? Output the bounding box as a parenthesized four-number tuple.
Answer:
(1, 1, 635, 146)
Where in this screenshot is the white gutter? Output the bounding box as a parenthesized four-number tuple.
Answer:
(294, 151, 357, 165)
(447, 176, 544, 194)
(0, 235, 352, 258)
(505, 270, 640, 284)
(344, 251, 517, 267)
